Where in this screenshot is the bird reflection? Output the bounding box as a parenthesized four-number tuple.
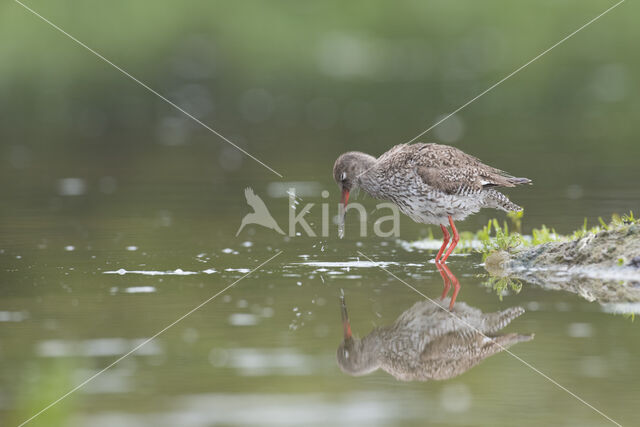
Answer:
(436, 261, 460, 310)
(337, 295, 533, 381)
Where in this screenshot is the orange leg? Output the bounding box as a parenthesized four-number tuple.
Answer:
(439, 263, 461, 310)
(436, 262, 451, 300)
(435, 224, 450, 263)
(439, 216, 459, 264)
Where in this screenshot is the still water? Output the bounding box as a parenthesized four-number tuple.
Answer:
(1, 170, 639, 426)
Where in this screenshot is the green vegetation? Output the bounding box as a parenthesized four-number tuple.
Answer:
(476, 211, 639, 299)
(465, 211, 638, 260)
(462, 211, 638, 298)
(482, 276, 523, 301)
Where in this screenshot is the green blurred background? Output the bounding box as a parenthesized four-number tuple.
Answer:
(1, 0, 638, 226)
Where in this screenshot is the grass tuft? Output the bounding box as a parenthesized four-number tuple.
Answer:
(482, 276, 523, 300)
(455, 211, 639, 258)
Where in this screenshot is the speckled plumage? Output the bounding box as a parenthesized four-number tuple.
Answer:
(337, 299, 533, 381)
(333, 143, 531, 226)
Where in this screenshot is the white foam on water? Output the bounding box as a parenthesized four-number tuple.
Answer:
(195, 253, 211, 263)
(104, 269, 199, 276)
(124, 286, 156, 294)
(292, 260, 398, 268)
(225, 268, 251, 273)
(399, 238, 484, 251)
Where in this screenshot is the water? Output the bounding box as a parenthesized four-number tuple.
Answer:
(1, 177, 639, 426)
(2, 1, 640, 425)
(3, 132, 640, 427)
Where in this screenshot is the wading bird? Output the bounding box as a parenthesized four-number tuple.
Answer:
(337, 295, 533, 380)
(333, 143, 531, 264)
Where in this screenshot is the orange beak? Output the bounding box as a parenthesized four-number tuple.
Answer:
(340, 295, 352, 340)
(340, 188, 350, 207)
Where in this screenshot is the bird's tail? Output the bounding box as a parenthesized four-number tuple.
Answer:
(483, 189, 522, 212)
(508, 177, 532, 185)
(481, 306, 526, 334)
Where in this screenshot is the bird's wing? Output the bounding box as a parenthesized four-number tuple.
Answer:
(417, 166, 479, 194)
(418, 165, 528, 194)
(376, 143, 412, 163)
(244, 187, 269, 212)
(412, 143, 524, 194)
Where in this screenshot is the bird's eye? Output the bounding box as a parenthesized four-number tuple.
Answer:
(340, 172, 347, 181)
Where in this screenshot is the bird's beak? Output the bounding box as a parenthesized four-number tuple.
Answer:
(340, 295, 352, 340)
(340, 188, 350, 207)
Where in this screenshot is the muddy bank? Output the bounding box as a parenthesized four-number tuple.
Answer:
(485, 224, 640, 303)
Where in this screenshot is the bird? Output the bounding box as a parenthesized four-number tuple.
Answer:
(236, 187, 285, 236)
(337, 295, 533, 381)
(333, 143, 531, 263)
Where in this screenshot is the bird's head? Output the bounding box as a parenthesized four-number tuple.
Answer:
(333, 152, 376, 238)
(337, 337, 372, 376)
(333, 152, 378, 204)
(333, 152, 361, 207)
(336, 294, 379, 376)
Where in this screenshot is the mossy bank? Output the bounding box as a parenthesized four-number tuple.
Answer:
(484, 222, 640, 303)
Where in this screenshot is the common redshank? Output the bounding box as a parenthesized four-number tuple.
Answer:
(333, 143, 531, 263)
(338, 295, 533, 380)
